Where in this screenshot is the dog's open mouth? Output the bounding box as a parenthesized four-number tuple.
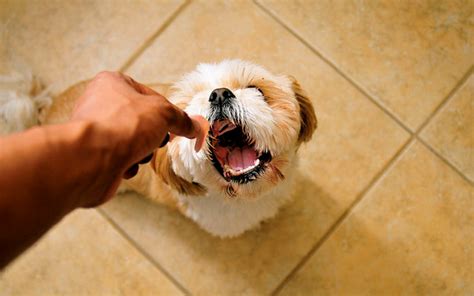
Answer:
(209, 119, 272, 184)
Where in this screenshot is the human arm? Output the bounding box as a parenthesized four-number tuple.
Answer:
(0, 72, 207, 268)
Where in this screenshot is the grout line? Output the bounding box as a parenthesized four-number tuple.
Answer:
(417, 137, 473, 185)
(271, 63, 472, 292)
(271, 137, 415, 295)
(255, 0, 474, 186)
(270, 64, 473, 291)
(112, 1, 470, 293)
(118, 0, 192, 73)
(413, 66, 473, 186)
(255, 1, 474, 293)
(414, 65, 473, 135)
(96, 208, 191, 296)
(253, 0, 413, 135)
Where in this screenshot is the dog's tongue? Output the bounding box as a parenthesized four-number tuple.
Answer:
(227, 147, 258, 171)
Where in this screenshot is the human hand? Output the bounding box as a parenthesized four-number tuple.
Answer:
(70, 71, 208, 206)
(0, 71, 211, 265)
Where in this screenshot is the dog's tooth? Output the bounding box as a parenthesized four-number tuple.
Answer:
(224, 171, 232, 179)
(223, 165, 235, 177)
(218, 121, 237, 135)
(218, 122, 229, 133)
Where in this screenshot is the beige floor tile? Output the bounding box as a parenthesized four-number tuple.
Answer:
(0, 0, 184, 92)
(421, 74, 474, 182)
(103, 190, 342, 296)
(101, 1, 409, 294)
(260, 0, 474, 130)
(279, 141, 474, 295)
(0, 209, 183, 295)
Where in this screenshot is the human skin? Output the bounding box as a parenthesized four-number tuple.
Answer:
(0, 72, 207, 268)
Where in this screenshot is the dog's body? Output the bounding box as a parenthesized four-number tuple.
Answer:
(2, 60, 317, 237)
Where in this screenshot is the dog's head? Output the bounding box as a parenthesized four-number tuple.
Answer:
(154, 60, 317, 198)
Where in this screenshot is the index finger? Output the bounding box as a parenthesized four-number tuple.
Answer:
(123, 76, 209, 146)
(122, 74, 160, 97)
(162, 104, 209, 151)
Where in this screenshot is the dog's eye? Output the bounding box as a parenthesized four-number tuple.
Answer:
(248, 85, 264, 95)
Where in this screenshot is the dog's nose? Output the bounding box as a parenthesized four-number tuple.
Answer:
(209, 88, 235, 105)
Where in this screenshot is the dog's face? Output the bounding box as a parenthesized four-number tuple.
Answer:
(155, 60, 317, 199)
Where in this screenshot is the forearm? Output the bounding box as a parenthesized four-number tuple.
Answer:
(0, 122, 120, 268)
(0, 71, 206, 268)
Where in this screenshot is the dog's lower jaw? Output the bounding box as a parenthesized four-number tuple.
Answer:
(176, 168, 296, 238)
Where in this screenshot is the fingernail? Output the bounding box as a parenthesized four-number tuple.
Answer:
(138, 153, 153, 164)
(159, 133, 170, 148)
(123, 164, 139, 179)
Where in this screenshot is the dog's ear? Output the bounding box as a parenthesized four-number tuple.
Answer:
(290, 77, 317, 143)
(152, 146, 207, 196)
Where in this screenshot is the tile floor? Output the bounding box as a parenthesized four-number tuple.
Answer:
(0, 0, 473, 295)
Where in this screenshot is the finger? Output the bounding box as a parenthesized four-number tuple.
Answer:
(162, 104, 196, 140)
(163, 104, 211, 143)
(121, 74, 160, 96)
(123, 163, 139, 179)
(166, 115, 209, 152)
(169, 133, 177, 142)
(159, 133, 170, 148)
(138, 153, 154, 164)
(191, 115, 209, 152)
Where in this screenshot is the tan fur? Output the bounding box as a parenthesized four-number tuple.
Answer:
(31, 60, 318, 237)
(122, 161, 182, 210)
(152, 145, 207, 196)
(290, 78, 318, 143)
(43, 80, 89, 125)
(1, 60, 317, 237)
(220, 78, 241, 90)
(246, 77, 318, 145)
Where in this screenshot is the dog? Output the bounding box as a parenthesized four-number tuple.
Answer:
(1, 60, 317, 237)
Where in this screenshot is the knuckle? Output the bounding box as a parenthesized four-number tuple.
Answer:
(94, 71, 121, 81)
(159, 100, 176, 123)
(95, 71, 111, 79)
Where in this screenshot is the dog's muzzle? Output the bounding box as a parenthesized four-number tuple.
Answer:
(206, 88, 273, 184)
(209, 88, 235, 107)
(208, 88, 237, 122)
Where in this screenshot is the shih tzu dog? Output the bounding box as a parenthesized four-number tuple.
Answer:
(1, 60, 317, 237)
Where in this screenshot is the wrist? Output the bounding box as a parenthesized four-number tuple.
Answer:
(40, 121, 125, 208)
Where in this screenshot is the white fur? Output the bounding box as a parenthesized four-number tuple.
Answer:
(179, 179, 294, 237)
(0, 60, 307, 238)
(172, 60, 300, 155)
(167, 60, 305, 237)
(0, 71, 51, 134)
(177, 158, 297, 237)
